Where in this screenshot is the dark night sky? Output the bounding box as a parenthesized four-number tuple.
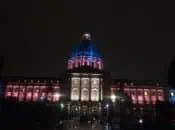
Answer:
(0, 1, 175, 81)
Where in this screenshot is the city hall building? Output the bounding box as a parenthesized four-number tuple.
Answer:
(2, 33, 175, 114)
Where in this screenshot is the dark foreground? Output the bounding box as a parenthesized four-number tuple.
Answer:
(0, 98, 174, 130)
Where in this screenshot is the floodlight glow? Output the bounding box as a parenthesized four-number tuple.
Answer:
(54, 93, 60, 98)
(171, 92, 174, 97)
(110, 95, 116, 102)
(144, 91, 148, 96)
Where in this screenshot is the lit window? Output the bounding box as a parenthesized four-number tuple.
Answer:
(144, 91, 148, 96)
(27, 93, 32, 97)
(138, 96, 143, 101)
(26, 93, 32, 101)
(81, 88, 89, 101)
(110, 94, 116, 102)
(12, 85, 19, 98)
(138, 96, 143, 105)
(131, 95, 137, 104)
(47, 93, 53, 101)
(72, 78, 80, 85)
(53, 93, 60, 102)
(71, 88, 79, 101)
(91, 89, 99, 101)
(82, 78, 89, 84)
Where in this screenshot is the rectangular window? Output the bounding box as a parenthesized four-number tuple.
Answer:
(71, 77, 80, 101)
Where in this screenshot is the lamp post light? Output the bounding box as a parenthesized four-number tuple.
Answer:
(138, 118, 144, 129)
(68, 102, 70, 120)
(105, 104, 110, 124)
(138, 118, 143, 124)
(106, 103, 109, 108)
(60, 103, 64, 109)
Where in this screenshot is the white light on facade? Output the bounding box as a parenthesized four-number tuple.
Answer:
(72, 77, 80, 84)
(82, 78, 89, 84)
(91, 89, 99, 101)
(110, 94, 116, 102)
(91, 78, 100, 101)
(54, 93, 60, 98)
(170, 92, 174, 97)
(92, 78, 99, 85)
(81, 88, 89, 101)
(71, 77, 80, 101)
(144, 91, 148, 96)
(71, 88, 79, 101)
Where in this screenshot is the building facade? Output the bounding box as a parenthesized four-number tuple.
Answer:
(110, 81, 167, 109)
(4, 78, 60, 102)
(2, 33, 174, 115)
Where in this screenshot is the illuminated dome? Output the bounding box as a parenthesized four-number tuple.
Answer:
(68, 33, 104, 71)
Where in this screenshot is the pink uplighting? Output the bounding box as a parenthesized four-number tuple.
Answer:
(5, 80, 60, 102)
(68, 56, 104, 70)
(111, 84, 165, 106)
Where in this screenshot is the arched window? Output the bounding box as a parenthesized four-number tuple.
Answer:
(71, 88, 79, 101)
(91, 89, 99, 101)
(81, 88, 89, 101)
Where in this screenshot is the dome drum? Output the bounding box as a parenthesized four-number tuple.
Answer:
(68, 56, 104, 70)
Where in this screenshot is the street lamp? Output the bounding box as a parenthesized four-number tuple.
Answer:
(106, 104, 109, 109)
(105, 104, 110, 124)
(60, 103, 64, 109)
(138, 118, 143, 124)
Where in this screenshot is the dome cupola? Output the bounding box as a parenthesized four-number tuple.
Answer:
(68, 33, 104, 71)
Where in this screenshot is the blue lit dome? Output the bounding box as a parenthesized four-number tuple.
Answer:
(68, 33, 104, 71)
(71, 37, 102, 59)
